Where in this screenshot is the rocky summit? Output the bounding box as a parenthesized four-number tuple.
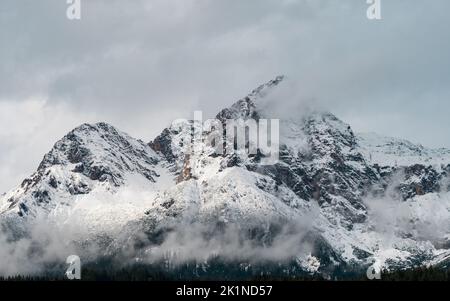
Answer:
(1, 77, 449, 278)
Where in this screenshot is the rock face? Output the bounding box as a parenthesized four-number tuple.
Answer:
(1, 76, 450, 277)
(0, 122, 166, 220)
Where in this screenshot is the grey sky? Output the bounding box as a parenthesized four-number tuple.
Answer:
(1, 0, 450, 193)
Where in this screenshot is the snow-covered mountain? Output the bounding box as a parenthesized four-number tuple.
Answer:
(0, 123, 174, 237)
(357, 132, 450, 167)
(1, 76, 449, 277)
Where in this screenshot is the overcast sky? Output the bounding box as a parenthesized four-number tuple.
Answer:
(1, 0, 450, 193)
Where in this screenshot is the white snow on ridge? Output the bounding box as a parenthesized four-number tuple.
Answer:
(146, 167, 315, 226)
(1, 76, 450, 276)
(0, 122, 177, 234)
(48, 168, 174, 238)
(357, 132, 450, 167)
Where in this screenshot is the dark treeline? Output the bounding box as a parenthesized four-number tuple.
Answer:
(0, 258, 324, 281)
(0, 259, 448, 281)
(379, 266, 450, 281)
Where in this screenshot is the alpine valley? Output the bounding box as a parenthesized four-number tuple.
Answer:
(1, 76, 449, 280)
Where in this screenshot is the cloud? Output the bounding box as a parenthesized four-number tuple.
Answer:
(0, 99, 99, 193)
(137, 221, 314, 265)
(364, 170, 450, 248)
(0, 183, 316, 276)
(1, 0, 450, 194)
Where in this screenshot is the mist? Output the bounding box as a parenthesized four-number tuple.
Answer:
(0, 182, 319, 277)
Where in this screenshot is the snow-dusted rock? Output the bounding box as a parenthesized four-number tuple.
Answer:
(1, 76, 449, 277)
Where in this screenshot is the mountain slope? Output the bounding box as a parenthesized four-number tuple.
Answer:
(357, 132, 450, 168)
(142, 76, 450, 273)
(0, 122, 174, 237)
(0, 77, 449, 277)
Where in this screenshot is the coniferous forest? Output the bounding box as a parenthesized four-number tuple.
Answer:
(0, 260, 448, 281)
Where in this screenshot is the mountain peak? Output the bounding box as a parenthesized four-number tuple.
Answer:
(216, 75, 285, 121)
(70, 121, 120, 137)
(2, 78, 450, 276)
(36, 121, 161, 186)
(39, 122, 124, 170)
(248, 75, 285, 99)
